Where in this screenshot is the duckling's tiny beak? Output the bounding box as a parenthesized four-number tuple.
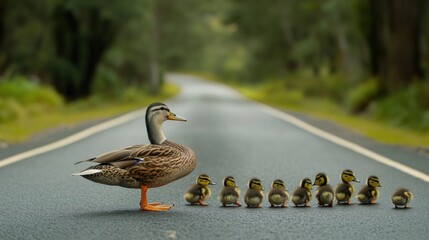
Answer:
(167, 112, 187, 122)
(353, 178, 360, 183)
(378, 184, 382, 187)
(312, 183, 317, 186)
(209, 182, 216, 185)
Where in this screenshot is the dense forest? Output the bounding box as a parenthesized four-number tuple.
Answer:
(1, 0, 429, 130)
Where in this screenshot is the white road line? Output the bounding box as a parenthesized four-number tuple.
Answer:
(0, 109, 145, 168)
(257, 102, 429, 183)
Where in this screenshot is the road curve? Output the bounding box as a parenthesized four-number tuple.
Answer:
(0, 74, 428, 240)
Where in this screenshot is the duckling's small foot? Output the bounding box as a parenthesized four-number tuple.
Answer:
(197, 199, 209, 206)
(234, 202, 242, 207)
(281, 203, 287, 208)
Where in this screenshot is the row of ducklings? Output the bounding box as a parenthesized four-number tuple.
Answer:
(184, 170, 413, 208)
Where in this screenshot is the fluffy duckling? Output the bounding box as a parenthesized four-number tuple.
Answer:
(291, 178, 312, 207)
(219, 176, 242, 207)
(267, 179, 288, 208)
(335, 169, 360, 205)
(357, 175, 381, 204)
(244, 178, 264, 208)
(391, 188, 413, 209)
(313, 173, 334, 207)
(184, 174, 215, 206)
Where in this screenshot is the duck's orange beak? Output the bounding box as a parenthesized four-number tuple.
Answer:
(167, 112, 187, 122)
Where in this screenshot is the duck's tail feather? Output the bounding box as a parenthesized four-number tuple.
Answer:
(71, 169, 102, 176)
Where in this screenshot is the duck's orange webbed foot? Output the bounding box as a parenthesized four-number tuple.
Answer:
(140, 185, 173, 212)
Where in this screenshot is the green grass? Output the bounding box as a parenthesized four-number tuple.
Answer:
(0, 83, 179, 144)
(239, 85, 429, 147)
(192, 72, 429, 148)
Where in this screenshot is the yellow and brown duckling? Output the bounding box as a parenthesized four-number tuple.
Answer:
(267, 179, 288, 208)
(291, 178, 312, 207)
(313, 173, 334, 207)
(184, 174, 215, 206)
(244, 178, 264, 208)
(357, 175, 381, 204)
(335, 169, 360, 205)
(73, 102, 195, 212)
(219, 176, 242, 207)
(391, 188, 413, 209)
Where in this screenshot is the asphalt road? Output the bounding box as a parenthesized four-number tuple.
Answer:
(1, 74, 428, 240)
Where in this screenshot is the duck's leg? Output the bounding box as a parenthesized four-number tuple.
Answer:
(197, 198, 209, 206)
(140, 185, 173, 211)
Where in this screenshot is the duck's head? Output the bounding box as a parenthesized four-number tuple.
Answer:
(313, 173, 328, 186)
(300, 178, 313, 190)
(367, 175, 381, 188)
(271, 179, 286, 190)
(145, 102, 186, 144)
(248, 178, 263, 191)
(223, 176, 237, 187)
(196, 174, 215, 186)
(341, 169, 360, 183)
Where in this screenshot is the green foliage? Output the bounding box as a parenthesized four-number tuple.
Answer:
(0, 76, 63, 122)
(372, 83, 429, 131)
(346, 79, 380, 113)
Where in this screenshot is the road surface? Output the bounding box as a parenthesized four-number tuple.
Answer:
(1, 74, 428, 240)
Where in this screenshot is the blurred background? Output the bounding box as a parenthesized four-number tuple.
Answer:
(0, 0, 428, 145)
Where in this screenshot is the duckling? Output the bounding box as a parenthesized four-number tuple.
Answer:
(184, 174, 215, 206)
(219, 176, 242, 207)
(267, 179, 288, 208)
(313, 173, 334, 207)
(291, 178, 312, 207)
(357, 175, 381, 204)
(391, 188, 413, 209)
(335, 169, 360, 205)
(244, 178, 264, 208)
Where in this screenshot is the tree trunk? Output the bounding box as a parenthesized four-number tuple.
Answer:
(149, 3, 161, 95)
(386, 0, 422, 92)
(368, 0, 388, 82)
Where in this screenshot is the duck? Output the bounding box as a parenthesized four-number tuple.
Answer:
(357, 175, 381, 204)
(313, 173, 334, 207)
(244, 178, 264, 208)
(391, 188, 413, 209)
(267, 179, 288, 208)
(291, 178, 312, 207)
(335, 169, 360, 205)
(219, 176, 242, 207)
(184, 174, 215, 206)
(72, 102, 196, 211)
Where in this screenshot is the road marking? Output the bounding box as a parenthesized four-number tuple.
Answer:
(0, 109, 145, 168)
(257, 102, 429, 183)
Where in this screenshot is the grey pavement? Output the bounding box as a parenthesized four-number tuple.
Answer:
(0, 74, 428, 240)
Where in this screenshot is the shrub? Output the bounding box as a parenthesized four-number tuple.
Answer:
(0, 76, 63, 122)
(346, 79, 380, 113)
(372, 83, 429, 131)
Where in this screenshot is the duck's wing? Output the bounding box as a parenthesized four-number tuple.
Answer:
(127, 145, 184, 181)
(75, 144, 179, 169)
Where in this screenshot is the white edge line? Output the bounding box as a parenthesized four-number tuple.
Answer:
(255, 102, 429, 183)
(0, 109, 146, 168)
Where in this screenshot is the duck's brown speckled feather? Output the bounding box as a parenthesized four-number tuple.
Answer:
(79, 140, 196, 188)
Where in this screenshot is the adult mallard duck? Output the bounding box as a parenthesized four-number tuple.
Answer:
(72, 102, 196, 211)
